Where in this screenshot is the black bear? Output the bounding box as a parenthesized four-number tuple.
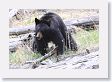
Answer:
(32, 12, 77, 56)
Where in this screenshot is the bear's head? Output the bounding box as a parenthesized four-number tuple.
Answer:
(34, 18, 50, 40)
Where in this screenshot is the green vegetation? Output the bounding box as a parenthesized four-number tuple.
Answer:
(74, 29, 99, 51)
(9, 46, 41, 65)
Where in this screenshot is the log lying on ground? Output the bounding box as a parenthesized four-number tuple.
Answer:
(9, 16, 99, 35)
(18, 47, 98, 69)
(25, 46, 57, 69)
(41, 51, 99, 69)
(9, 25, 35, 35)
(65, 16, 99, 26)
(9, 33, 34, 52)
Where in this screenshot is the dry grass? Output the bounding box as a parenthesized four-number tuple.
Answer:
(9, 45, 41, 65)
(74, 29, 99, 50)
(9, 9, 99, 27)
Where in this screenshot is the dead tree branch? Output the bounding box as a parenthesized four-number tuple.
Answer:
(25, 46, 57, 69)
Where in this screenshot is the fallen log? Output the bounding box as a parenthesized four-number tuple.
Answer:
(25, 46, 58, 69)
(9, 25, 35, 35)
(65, 16, 99, 26)
(18, 47, 98, 69)
(9, 33, 34, 52)
(45, 51, 99, 69)
(9, 16, 99, 35)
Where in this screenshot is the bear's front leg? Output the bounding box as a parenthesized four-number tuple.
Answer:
(36, 39, 48, 56)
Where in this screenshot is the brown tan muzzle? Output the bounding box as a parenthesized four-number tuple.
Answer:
(36, 32, 43, 40)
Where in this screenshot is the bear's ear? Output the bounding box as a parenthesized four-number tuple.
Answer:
(35, 18, 40, 25)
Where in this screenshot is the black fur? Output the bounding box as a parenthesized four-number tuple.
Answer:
(33, 12, 77, 56)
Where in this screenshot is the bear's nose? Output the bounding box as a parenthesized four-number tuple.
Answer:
(36, 35, 41, 40)
(36, 33, 39, 36)
(36, 37, 40, 40)
(36, 32, 43, 40)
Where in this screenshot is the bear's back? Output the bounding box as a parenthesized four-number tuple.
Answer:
(41, 12, 63, 21)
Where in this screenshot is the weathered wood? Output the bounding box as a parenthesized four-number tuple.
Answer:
(45, 51, 99, 69)
(65, 16, 99, 26)
(9, 25, 35, 35)
(21, 47, 98, 69)
(25, 46, 57, 69)
(9, 16, 99, 35)
(9, 33, 34, 52)
(9, 46, 99, 69)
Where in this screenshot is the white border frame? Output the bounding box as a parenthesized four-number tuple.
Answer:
(0, 0, 108, 78)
